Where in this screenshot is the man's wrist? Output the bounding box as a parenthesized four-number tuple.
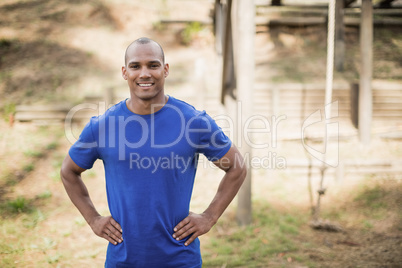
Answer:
(87, 213, 102, 228)
(202, 211, 218, 227)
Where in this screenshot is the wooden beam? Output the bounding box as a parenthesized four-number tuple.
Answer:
(235, 0, 255, 226)
(359, 0, 373, 145)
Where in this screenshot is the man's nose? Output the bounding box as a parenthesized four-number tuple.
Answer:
(139, 67, 151, 78)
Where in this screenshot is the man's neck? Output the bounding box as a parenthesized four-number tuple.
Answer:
(126, 93, 168, 115)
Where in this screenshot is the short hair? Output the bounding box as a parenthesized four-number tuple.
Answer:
(124, 37, 165, 65)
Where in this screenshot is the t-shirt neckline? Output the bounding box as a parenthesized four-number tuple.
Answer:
(122, 95, 172, 117)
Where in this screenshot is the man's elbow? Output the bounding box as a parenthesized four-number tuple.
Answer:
(230, 162, 247, 187)
(239, 164, 247, 183)
(60, 156, 82, 184)
(60, 163, 70, 185)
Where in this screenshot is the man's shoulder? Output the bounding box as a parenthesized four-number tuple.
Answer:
(169, 96, 206, 117)
(100, 100, 126, 118)
(84, 100, 125, 127)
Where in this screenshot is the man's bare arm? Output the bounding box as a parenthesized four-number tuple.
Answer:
(173, 145, 247, 246)
(60, 155, 123, 245)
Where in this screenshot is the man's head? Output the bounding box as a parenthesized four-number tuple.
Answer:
(122, 37, 169, 102)
(124, 37, 165, 66)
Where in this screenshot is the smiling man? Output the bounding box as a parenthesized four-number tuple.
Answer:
(61, 37, 246, 268)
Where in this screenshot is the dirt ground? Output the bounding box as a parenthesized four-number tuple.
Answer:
(1, 0, 402, 267)
(2, 128, 401, 267)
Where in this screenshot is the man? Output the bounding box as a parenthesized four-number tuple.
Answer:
(61, 37, 246, 267)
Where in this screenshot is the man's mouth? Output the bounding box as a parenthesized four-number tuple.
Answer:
(137, 83, 153, 87)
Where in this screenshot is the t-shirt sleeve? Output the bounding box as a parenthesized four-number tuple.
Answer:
(68, 118, 100, 170)
(197, 112, 232, 161)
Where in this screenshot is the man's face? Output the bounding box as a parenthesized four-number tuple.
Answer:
(122, 43, 169, 101)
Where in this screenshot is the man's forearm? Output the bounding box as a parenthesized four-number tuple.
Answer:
(203, 164, 247, 224)
(60, 168, 100, 225)
(172, 162, 246, 246)
(61, 164, 124, 245)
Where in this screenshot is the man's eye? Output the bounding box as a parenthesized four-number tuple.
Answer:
(151, 64, 159, 68)
(130, 65, 139, 69)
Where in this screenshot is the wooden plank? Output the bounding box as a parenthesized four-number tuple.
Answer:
(345, 7, 402, 16)
(14, 111, 98, 122)
(254, 81, 402, 91)
(372, 111, 402, 116)
(15, 112, 67, 121)
(255, 15, 402, 27)
(345, 16, 402, 26)
(16, 104, 71, 112)
(274, 97, 350, 102)
(159, 19, 212, 25)
(257, 6, 402, 16)
(372, 103, 402, 109)
(257, 6, 330, 16)
(373, 98, 402, 103)
(373, 93, 402, 97)
(254, 84, 351, 91)
(256, 16, 327, 26)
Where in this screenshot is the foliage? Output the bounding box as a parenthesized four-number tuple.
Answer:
(1, 102, 16, 121)
(181, 22, 204, 46)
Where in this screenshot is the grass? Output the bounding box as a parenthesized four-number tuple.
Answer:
(0, 138, 400, 267)
(0, 124, 64, 266)
(0, 124, 62, 190)
(5, 196, 31, 214)
(202, 200, 306, 267)
(200, 178, 402, 267)
(354, 184, 387, 209)
(23, 149, 44, 158)
(22, 163, 35, 173)
(37, 190, 52, 200)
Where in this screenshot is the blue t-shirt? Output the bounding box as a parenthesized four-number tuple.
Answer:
(69, 96, 232, 268)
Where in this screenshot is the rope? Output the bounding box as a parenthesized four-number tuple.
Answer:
(320, 0, 336, 167)
(314, 0, 337, 221)
(325, 0, 336, 119)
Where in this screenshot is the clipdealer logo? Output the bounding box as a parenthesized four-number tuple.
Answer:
(301, 101, 339, 168)
(63, 100, 339, 170)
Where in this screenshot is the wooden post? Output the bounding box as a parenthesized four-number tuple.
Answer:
(220, 0, 236, 104)
(335, 0, 345, 71)
(235, 0, 255, 226)
(359, 0, 373, 145)
(214, 0, 223, 55)
(350, 82, 359, 128)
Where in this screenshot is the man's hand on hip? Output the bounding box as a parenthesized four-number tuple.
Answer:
(173, 212, 215, 246)
(90, 216, 123, 245)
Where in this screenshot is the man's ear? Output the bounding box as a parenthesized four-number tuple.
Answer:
(122, 66, 128, 80)
(164, 63, 169, 78)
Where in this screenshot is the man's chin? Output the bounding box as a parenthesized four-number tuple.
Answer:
(135, 91, 161, 101)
